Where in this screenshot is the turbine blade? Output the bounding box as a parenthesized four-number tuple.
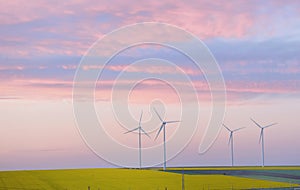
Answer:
(259, 129, 263, 144)
(222, 124, 232, 132)
(139, 110, 143, 126)
(153, 107, 163, 122)
(228, 133, 232, 145)
(250, 118, 263, 128)
(124, 127, 139, 134)
(140, 127, 151, 138)
(155, 124, 164, 140)
(263, 123, 277, 128)
(233, 127, 246, 132)
(166, 120, 180, 124)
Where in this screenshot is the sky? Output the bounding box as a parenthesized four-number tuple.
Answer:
(1, 0, 300, 170)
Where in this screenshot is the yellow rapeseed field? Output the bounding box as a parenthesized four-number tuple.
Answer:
(0, 168, 297, 190)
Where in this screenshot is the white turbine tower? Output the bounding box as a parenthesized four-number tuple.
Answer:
(154, 108, 180, 171)
(223, 124, 245, 167)
(250, 118, 277, 167)
(124, 110, 150, 169)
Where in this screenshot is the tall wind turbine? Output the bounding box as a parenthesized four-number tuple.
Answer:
(223, 124, 245, 166)
(124, 110, 150, 169)
(250, 118, 277, 167)
(154, 108, 180, 171)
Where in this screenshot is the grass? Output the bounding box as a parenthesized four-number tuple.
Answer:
(0, 168, 298, 190)
(168, 166, 300, 170)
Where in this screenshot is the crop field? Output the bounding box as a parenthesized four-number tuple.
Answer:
(0, 167, 299, 190)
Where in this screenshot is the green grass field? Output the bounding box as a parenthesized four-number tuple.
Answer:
(169, 166, 300, 170)
(0, 168, 298, 190)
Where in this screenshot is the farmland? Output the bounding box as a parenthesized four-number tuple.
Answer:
(0, 167, 299, 190)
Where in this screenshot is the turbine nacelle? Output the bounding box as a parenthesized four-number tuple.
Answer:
(124, 110, 150, 138)
(154, 108, 180, 140)
(250, 118, 277, 143)
(251, 118, 277, 129)
(222, 124, 245, 145)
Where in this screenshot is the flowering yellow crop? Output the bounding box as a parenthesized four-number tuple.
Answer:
(0, 168, 298, 190)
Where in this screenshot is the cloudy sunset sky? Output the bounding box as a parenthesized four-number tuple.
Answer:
(1, 0, 300, 170)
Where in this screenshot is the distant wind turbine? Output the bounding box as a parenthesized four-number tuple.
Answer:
(250, 118, 277, 167)
(124, 110, 150, 169)
(154, 108, 180, 171)
(223, 124, 245, 166)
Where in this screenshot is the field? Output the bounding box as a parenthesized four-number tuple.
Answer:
(0, 167, 299, 190)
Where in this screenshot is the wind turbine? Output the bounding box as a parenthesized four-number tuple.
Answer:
(124, 110, 150, 169)
(223, 124, 245, 166)
(153, 108, 180, 171)
(250, 118, 277, 167)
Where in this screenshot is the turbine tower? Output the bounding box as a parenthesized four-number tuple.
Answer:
(223, 124, 245, 166)
(124, 110, 150, 169)
(154, 108, 180, 171)
(250, 118, 277, 167)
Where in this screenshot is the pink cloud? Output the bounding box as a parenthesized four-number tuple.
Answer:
(2, 0, 297, 40)
(226, 80, 300, 94)
(0, 65, 25, 71)
(106, 64, 201, 75)
(2, 0, 299, 59)
(60, 64, 77, 70)
(61, 63, 202, 76)
(1, 75, 299, 103)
